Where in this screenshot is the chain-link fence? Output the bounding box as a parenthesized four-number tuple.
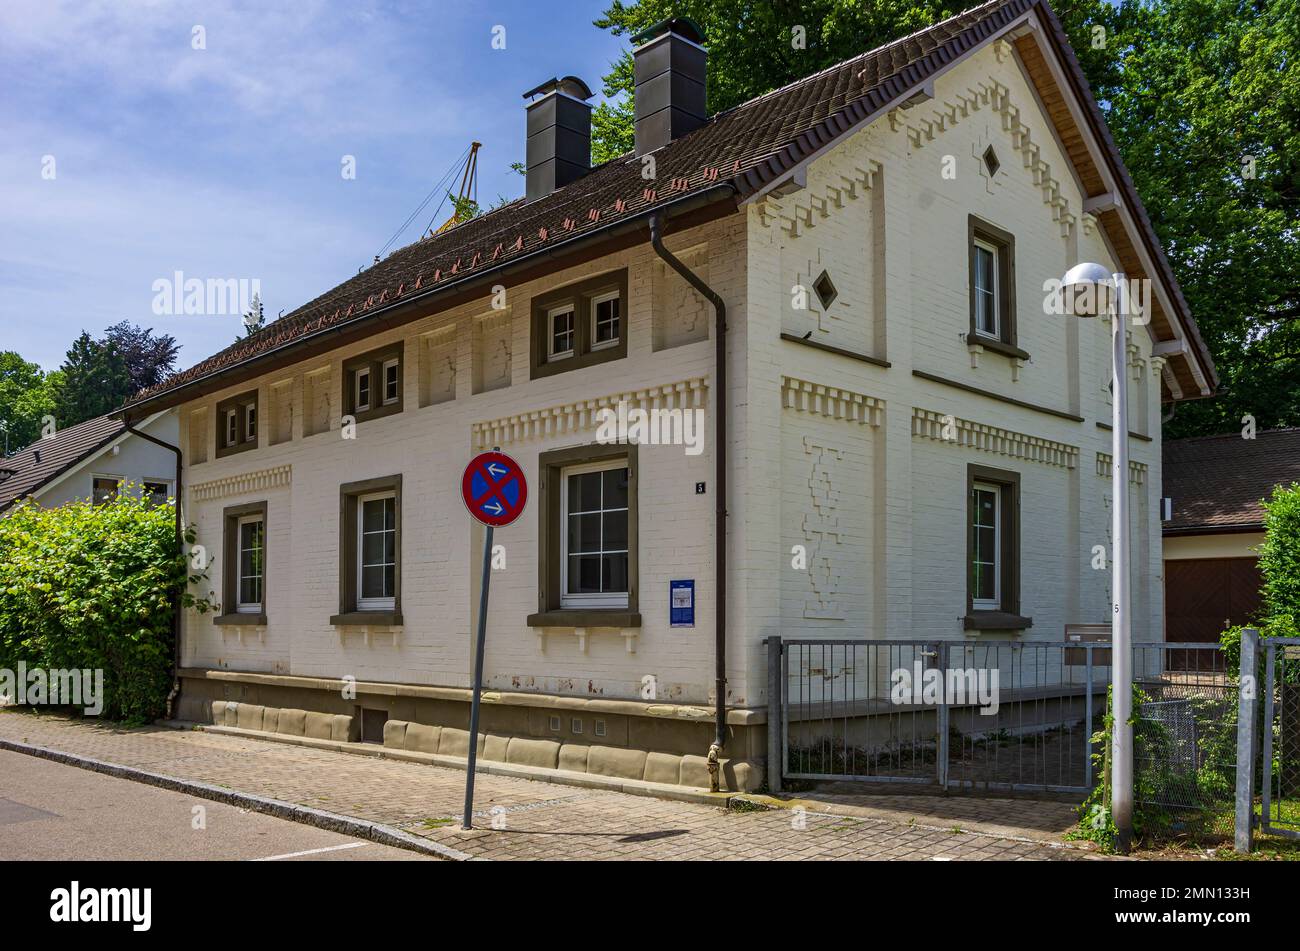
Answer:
(1131, 643, 1236, 811)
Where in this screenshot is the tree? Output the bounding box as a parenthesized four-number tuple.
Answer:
(102, 321, 180, 391)
(237, 292, 266, 340)
(53, 332, 132, 428)
(1100, 0, 1300, 438)
(0, 352, 60, 453)
(591, 0, 1297, 438)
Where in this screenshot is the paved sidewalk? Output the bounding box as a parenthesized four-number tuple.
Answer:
(0, 711, 1100, 861)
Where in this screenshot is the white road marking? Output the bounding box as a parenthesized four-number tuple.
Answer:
(253, 841, 370, 861)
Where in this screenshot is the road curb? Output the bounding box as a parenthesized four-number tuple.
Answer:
(0, 737, 475, 862)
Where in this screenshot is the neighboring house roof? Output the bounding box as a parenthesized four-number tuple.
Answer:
(122, 0, 1216, 415)
(0, 414, 125, 512)
(1163, 429, 1300, 535)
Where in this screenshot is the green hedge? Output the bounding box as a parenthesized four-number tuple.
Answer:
(1260, 483, 1300, 621)
(0, 490, 211, 723)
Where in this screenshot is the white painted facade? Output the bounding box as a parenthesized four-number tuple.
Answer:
(175, 38, 1170, 718)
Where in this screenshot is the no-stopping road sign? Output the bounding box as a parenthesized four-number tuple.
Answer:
(461, 450, 527, 527)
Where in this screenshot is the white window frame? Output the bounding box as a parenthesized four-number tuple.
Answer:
(547, 304, 575, 360)
(245, 402, 257, 443)
(356, 490, 396, 611)
(225, 408, 239, 447)
(354, 367, 372, 413)
(589, 290, 621, 351)
(973, 238, 1000, 338)
(971, 481, 1001, 611)
(381, 358, 400, 405)
(559, 459, 630, 610)
(235, 514, 265, 614)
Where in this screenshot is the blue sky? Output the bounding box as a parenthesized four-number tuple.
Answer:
(0, 0, 624, 373)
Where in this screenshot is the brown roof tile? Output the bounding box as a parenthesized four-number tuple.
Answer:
(1162, 429, 1300, 534)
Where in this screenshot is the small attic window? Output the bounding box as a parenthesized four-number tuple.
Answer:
(813, 270, 838, 310)
(982, 145, 1001, 178)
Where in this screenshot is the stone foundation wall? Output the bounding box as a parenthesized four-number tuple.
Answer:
(179, 670, 765, 791)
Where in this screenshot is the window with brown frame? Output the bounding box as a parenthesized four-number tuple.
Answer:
(215, 390, 259, 457)
(527, 443, 640, 629)
(529, 270, 628, 380)
(342, 344, 404, 425)
(331, 474, 402, 626)
(215, 501, 268, 625)
(967, 216, 1027, 360)
(964, 464, 1031, 631)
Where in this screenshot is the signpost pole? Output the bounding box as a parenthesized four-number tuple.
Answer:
(462, 520, 494, 830)
(459, 446, 525, 831)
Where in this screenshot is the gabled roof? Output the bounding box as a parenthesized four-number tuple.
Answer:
(1163, 429, 1300, 535)
(0, 414, 125, 512)
(122, 0, 1215, 414)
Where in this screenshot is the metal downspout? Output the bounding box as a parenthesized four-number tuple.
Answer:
(122, 414, 185, 719)
(648, 207, 731, 791)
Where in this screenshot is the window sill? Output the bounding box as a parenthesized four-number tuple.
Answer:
(963, 611, 1033, 631)
(214, 612, 267, 626)
(526, 610, 642, 629)
(347, 402, 403, 425)
(969, 336, 1030, 361)
(214, 440, 257, 460)
(330, 611, 403, 627)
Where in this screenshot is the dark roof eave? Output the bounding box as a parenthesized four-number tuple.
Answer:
(121, 183, 740, 417)
(1163, 522, 1265, 537)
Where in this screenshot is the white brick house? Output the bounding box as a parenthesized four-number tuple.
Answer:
(122, 0, 1216, 791)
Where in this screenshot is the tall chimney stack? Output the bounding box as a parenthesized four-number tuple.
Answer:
(523, 76, 593, 203)
(631, 18, 707, 155)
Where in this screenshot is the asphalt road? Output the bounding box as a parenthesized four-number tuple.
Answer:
(0, 750, 432, 861)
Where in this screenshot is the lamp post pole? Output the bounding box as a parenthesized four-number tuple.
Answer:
(1109, 272, 1134, 852)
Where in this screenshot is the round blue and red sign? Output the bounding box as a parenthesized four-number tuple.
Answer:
(461, 451, 528, 527)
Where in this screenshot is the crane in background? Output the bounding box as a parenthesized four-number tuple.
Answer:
(373, 141, 483, 265)
(432, 141, 480, 235)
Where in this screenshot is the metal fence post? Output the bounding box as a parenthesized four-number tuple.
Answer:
(767, 636, 782, 794)
(936, 641, 950, 789)
(1235, 627, 1260, 854)
(1085, 644, 1095, 791)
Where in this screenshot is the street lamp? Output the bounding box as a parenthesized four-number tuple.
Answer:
(1061, 262, 1133, 852)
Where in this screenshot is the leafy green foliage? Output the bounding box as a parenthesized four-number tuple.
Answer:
(0, 490, 215, 723)
(1260, 484, 1300, 620)
(1117, 0, 1300, 438)
(0, 352, 60, 452)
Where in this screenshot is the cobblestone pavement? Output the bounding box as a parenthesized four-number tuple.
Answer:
(0, 712, 1104, 861)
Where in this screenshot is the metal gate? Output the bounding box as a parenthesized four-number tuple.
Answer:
(770, 637, 1231, 797)
(1261, 637, 1300, 839)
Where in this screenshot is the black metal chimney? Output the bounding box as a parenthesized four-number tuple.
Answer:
(631, 18, 707, 155)
(523, 76, 593, 203)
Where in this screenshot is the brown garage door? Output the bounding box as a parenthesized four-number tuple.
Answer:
(1165, 557, 1262, 644)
